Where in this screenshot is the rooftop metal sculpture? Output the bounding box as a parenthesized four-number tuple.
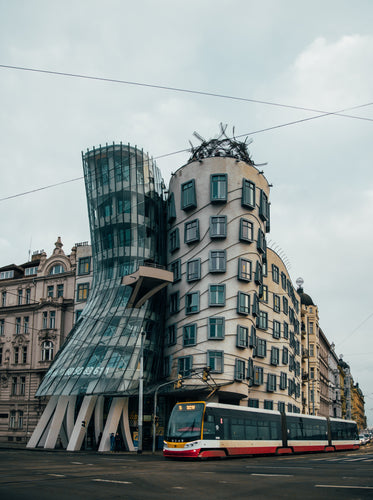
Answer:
(188, 123, 255, 164)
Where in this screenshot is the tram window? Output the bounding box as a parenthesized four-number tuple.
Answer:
(203, 414, 216, 439)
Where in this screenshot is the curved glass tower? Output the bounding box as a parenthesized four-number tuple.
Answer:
(37, 143, 167, 397)
(28, 144, 171, 452)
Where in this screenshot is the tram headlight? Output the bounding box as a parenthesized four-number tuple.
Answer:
(184, 441, 197, 448)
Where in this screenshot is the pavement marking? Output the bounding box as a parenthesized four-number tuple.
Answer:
(246, 466, 313, 470)
(48, 474, 65, 477)
(251, 473, 293, 477)
(315, 485, 373, 490)
(71, 461, 84, 465)
(93, 479, 132, 485)
(172, 487, 185, 490)
(344, 458, 366, 461)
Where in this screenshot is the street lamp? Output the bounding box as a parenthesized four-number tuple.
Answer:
(137, 330, 145, 454)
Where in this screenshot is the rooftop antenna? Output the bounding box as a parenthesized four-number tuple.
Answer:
(28, 237, 32, 262)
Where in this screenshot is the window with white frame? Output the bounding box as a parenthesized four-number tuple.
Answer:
(41, 340, 54, 361)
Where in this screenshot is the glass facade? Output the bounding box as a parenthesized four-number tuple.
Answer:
(36, 143, 166, 397)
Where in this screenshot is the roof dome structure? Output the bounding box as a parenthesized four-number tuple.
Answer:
(297, 287, 315, 306)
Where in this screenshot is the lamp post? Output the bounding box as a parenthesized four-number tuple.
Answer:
(137, 330, 145, 454)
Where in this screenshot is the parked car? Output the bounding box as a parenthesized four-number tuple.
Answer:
(359, 434, 368, 445)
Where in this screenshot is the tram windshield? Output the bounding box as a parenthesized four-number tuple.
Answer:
(166, 403, 205, 441)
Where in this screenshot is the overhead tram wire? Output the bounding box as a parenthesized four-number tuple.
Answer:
(1, 63, 373, 123)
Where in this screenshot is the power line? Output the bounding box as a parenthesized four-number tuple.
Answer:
(1, 98, 373, 203)
(1, 63, 373, 122)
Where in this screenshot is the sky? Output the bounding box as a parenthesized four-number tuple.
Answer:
(0, 0, 372, 425)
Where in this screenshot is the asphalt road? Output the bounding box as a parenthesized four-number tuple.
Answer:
(0, 444, 372, 499)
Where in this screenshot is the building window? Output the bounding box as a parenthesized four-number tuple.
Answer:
(259, 190, 270, 222)
(15, 317, 21, 334)
(25, 288, 31, 304)
(283, 322, 289, 339)
(242, 179, 256, 209)
(1, 291, 6, 307)
(57, 284, 64, 298)
(42, 311, 48, 329)
(22, 346, 27, 364)
(208, 317, 225, 339)
(267, 373, 276, 392)
(20, 377, 26, 396)
(0, 346, 2, 363)
(170, 259, 181, 282)
(164, 356, 171, 377)
(167, 324, 176, 346)
(248, 399, 259, 408)
(167, 193, 176, 222)
(185, 291, 200, 314)
(77, 283, 89, 302)
(281, 272, 287, 290)
(178, 356, 192, 376)
(272, 264, 279, 283)
(186, 259, 201, 282)
(235, 359, 245, 381)
(14, 347, 19, 364)
(47, 285, 54, 298)
(256, 338, 267, 358)
(310, 367, 315, 379)
(18, 410, 24, 429)
(0, 319, 4, 336)
(257, 228, 266, 254)
(75, 310, 83, 322)
(282, 296, 288, 315)
(264, 400, 273, 410)
(309, 344, 314, 357)
(253, 366, 263, 385)
(273, 320, 281, 339)
(11, 377, 17, 395)
(270, 347, 279, 365)
(184, 219, 200, 244)
(49, 264, 65, 275)
(309, 322, 314, 334)
(169, 292, 180, 315)
(254, 261, 263, 286)
(277, 402, 285, 413)
(209, 285, 225, 306)
(207, 350, 223, 373)
(257, 311, 268, 330)
(210, 216, 227, 238)
(17, 289, 23, 305)
(0, 270, 14, 280)
(118, 227, 131, 247)
(280, 372, 287, 390)
(41, 340, 54, 361)
(210, 174, 227, 202)
(78, 257, 91, 275)
(25, 267, 38, 276)
(238, 258, 252, 281)
(209, 250, 226, 273)
(236, 325, 248, 348)
(183, 324, 197, 346)
(273, 294, 280, 313)
(249, 326, 257, 349)
(239, 218, 253, 242)
(260, 284, 268, 303)
(282, 347, 289, 364)
(237, 291, 250, 315)
(49, 311, 56, 329)
(181, 179, 197, 211)
(169, 228, 180, 253)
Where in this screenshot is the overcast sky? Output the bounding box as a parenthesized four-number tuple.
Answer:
(1, 0, 372, 425)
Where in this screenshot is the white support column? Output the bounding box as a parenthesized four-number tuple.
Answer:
(94, 395, 104, 444)
(65, 396, 76, 440)
(44, 396, 70, 449)
(121, 397, 135, 452)
(98, 397, 125, 452)
(66, 395, 97, 452)
(27, 396, 59, 449)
